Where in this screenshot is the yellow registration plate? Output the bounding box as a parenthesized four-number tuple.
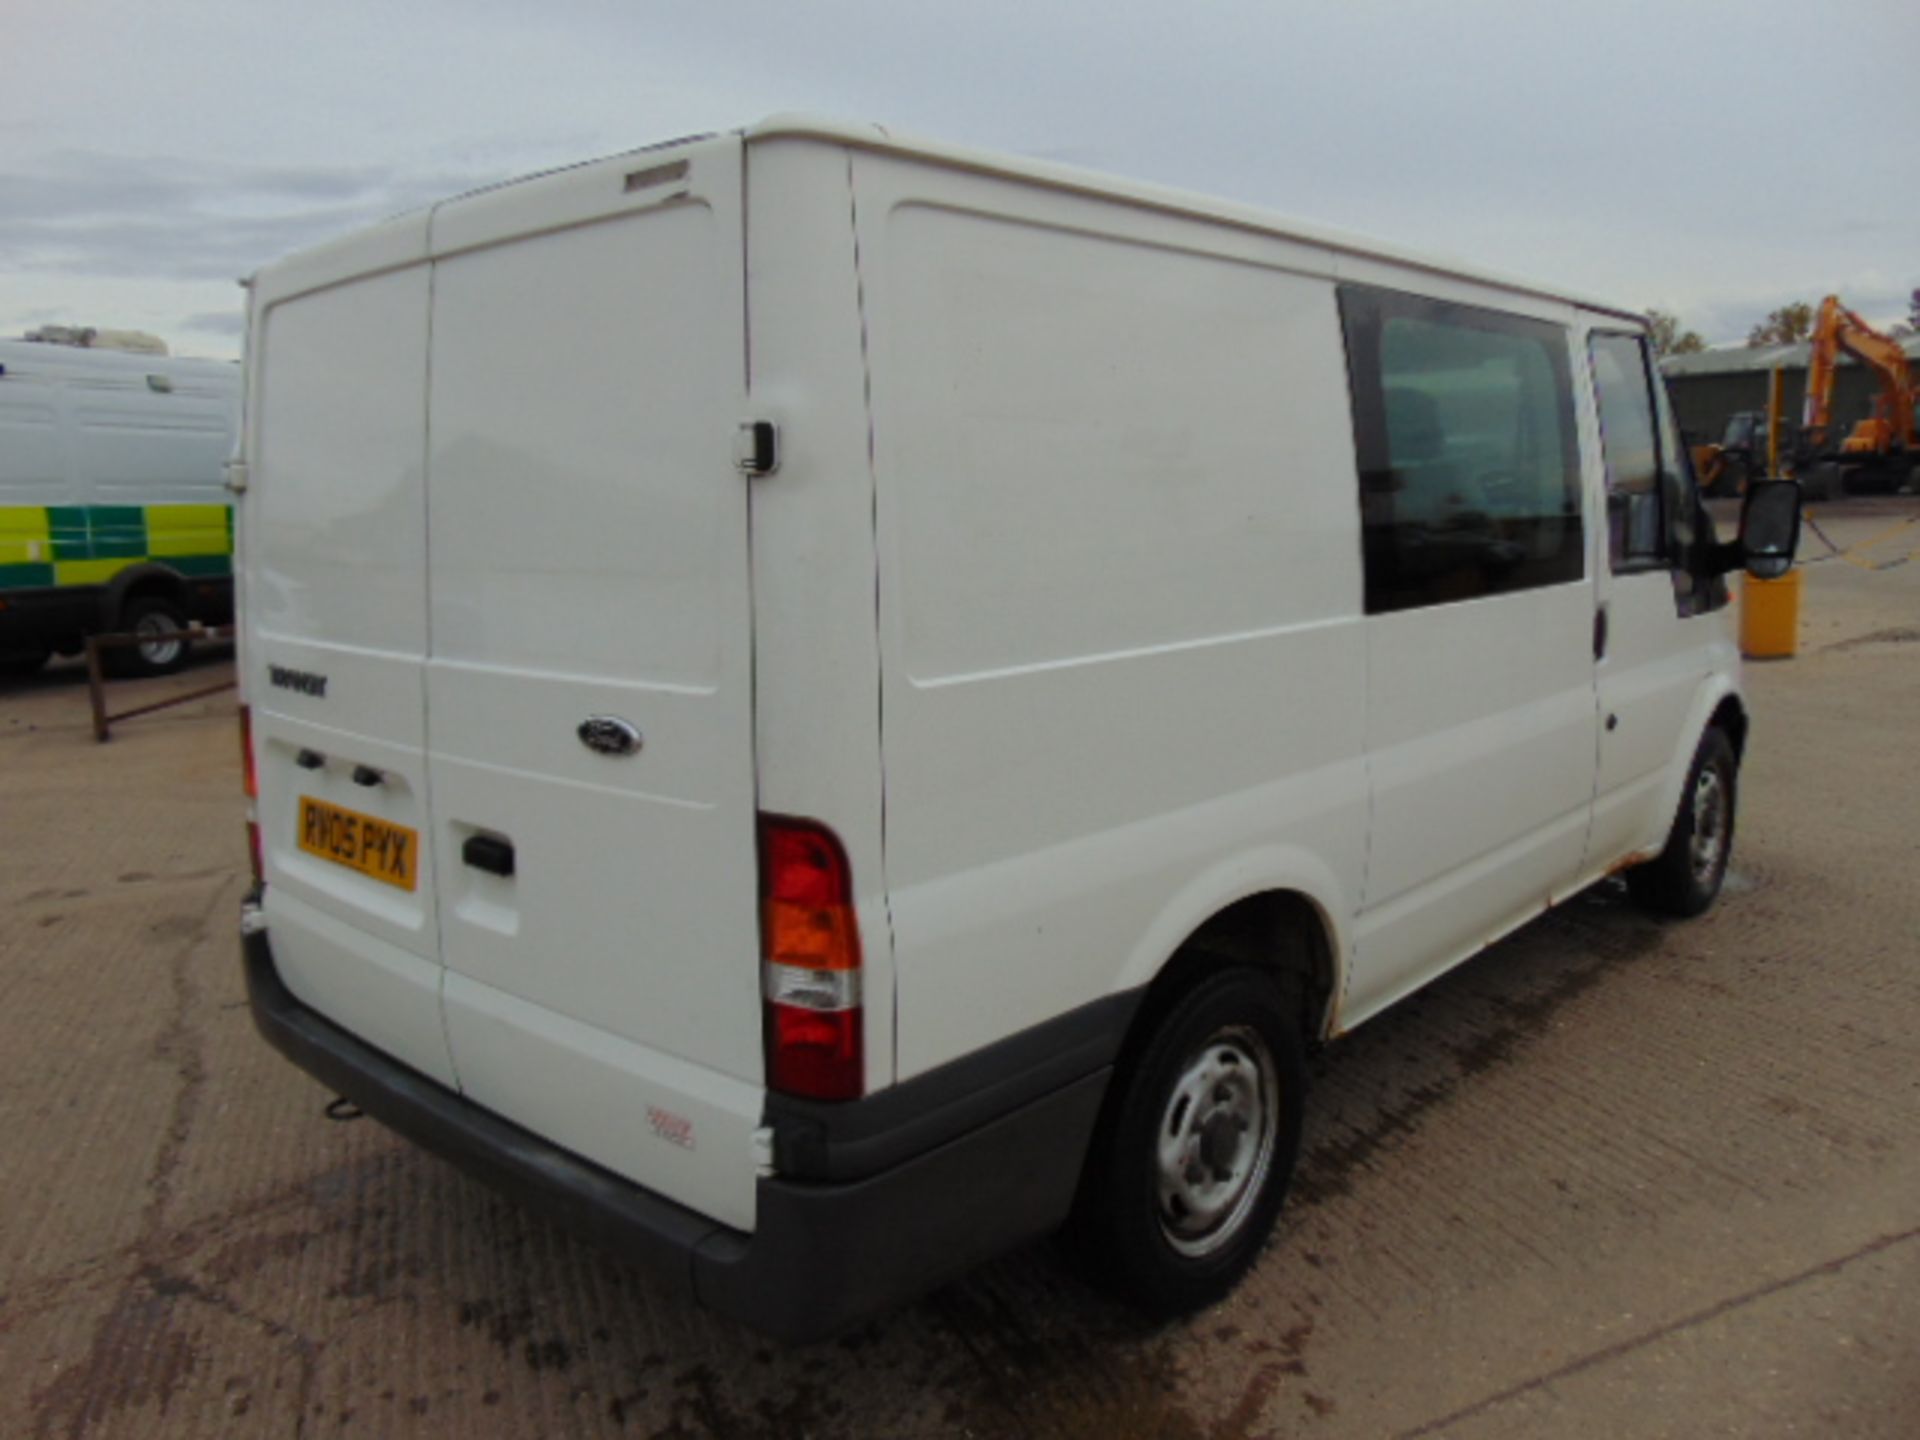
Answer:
(297, 796, 419, 892)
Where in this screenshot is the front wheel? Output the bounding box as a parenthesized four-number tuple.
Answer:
(1627, 727, 1737, 917)
(1063, 966, 1307, 1320)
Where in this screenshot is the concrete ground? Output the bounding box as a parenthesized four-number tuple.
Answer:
(2, 499, 1916, 1439)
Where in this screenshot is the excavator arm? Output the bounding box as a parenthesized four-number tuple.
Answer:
(1800, 295, 1918, 454)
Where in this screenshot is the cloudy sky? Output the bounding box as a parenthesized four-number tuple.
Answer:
(5, 0, 1917, 358)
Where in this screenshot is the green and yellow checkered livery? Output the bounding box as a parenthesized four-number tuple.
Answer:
(0, 504, 233, 592)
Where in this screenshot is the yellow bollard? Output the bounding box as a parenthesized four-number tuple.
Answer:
(1740, 567, 1802, 659)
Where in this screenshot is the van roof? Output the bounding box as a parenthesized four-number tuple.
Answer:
(0, 337, 238, 383)
(252, 116, 1645, 328)
(744, 116, 1644, 325)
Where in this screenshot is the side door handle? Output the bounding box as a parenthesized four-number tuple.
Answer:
(1593, 603, 1610, 661)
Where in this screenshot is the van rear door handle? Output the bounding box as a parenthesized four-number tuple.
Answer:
(1593, 603, 1609, 661)
(462, 834, 515, 878)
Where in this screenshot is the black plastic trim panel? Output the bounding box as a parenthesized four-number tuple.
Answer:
(766, 989, 1141, 1182)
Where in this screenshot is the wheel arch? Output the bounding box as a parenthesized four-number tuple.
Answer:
(96, 563, 190, 631)
(1112, 852, 1351, 1053)
(1638, 676, 1747, 862)
(1710, 692, 1749, 761)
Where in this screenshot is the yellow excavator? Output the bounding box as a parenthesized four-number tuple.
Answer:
(1796, 295, 1918, 495)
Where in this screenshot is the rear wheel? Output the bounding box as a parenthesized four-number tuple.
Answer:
(1064, 965, 1307, 1319)
(1842, 460, 1898, 496)
(1627, 727, 1737, 918)
(109, 596, 192, 678)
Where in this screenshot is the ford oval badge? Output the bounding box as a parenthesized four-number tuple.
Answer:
(577, 716, 643, 757)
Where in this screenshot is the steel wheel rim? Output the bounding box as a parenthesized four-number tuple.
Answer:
(1690, 764, 1729, 886)
(1154, 1025, 1279, 1258)
(134, 612, 183, 666)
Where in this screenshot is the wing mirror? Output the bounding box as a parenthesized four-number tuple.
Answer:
(1727, 478, 1801, 580)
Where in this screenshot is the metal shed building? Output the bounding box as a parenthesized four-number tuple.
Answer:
(1662, 335, 1920, 447)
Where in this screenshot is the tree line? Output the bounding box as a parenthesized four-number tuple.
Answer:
(1646, 287, 1920, 357)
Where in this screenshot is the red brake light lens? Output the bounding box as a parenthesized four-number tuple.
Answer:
(765, 823, 852, 913)
(239, 705, 262, 884)
(239, 704, 258, 799)
(766, 1003, 862, 1101)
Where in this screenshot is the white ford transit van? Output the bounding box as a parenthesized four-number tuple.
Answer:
(235, 118, 1801, 1340)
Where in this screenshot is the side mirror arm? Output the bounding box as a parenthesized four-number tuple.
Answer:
(1704, 538, 1747, 577)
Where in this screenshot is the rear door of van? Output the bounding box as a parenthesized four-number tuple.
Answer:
(247, 216, 455, 1089)
(247, 137, 763, 1229)
(422, 139, 765, 1229)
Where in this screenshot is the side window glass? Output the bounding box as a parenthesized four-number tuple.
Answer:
(1339, 285, 1584, 614)
(1588, 332, 1666, 570)
(1651, 372, 1698, 559)
(1653, 362, 1727, 614)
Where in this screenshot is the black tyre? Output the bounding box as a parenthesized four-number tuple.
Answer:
(109, 595, 192, 678)
(1064, 965, 1307, 1320)
(1627, 727, 1737, 918)
(1842, 461, 1896, 497)
(0, 649, 52, 677)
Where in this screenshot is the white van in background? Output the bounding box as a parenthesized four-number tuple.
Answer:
(235, 118, 1800, 1340)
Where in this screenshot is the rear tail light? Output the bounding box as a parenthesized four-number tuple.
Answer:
(239, 704, 258, 799)
(760, 815, 863, 1101)
(240, 704, 263, 884)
